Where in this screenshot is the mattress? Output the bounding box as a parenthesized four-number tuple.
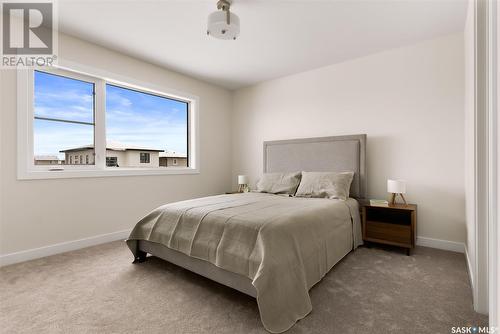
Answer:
(127, 192, 362, 333)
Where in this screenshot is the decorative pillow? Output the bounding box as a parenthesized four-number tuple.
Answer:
(295, 171, 354, 200)
(256, 172, 302, 195)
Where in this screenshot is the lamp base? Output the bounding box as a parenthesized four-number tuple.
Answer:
(390, 193, 407, 205)
(237, 184, 248, 193)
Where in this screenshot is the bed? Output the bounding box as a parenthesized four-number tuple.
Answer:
(126, 134, 367, 333)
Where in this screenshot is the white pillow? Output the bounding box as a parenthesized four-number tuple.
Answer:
(256, 172, 301, 195)
(295, 171, 354, 200)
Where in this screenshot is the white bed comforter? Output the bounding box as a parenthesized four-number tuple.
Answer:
(127, 192, 362, 333)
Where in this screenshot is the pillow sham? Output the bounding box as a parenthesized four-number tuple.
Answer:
(295, 171, 354, 200)
(256, 172, 302, 195)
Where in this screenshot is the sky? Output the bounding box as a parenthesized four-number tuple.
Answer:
(34, 71, 188, 160)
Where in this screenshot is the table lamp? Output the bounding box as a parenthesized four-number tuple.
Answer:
(387, 179, 407, 205)
(238, 175, 249, 193)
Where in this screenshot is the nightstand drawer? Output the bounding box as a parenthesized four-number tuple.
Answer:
(365, 221, 411, 245)
(365, 208, 411, 225)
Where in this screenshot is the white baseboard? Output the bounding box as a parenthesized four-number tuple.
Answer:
(0, 229, 132, 267)
(464, 245, 475, 292)
(416, 236, 465, 253)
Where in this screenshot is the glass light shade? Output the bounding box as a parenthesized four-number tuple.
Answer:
(207, 10, 240, 40)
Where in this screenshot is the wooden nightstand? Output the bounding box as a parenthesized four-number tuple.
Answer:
(362, 203, 417, 255)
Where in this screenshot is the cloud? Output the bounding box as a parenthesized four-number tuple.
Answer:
(35, 87, 94, 123)
(35, 106, 93, 123)
(106, 89, 132, 107)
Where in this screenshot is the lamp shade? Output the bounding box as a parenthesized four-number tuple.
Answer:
(387, 179, 406, 194)
(238, 175, 249, 185)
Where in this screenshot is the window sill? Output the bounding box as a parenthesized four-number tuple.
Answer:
(17, 167, 200, 180)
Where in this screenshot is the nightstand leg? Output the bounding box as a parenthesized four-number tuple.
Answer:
(406, 248, 410, 256)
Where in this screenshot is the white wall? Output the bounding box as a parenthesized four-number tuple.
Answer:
(0, 33, 232, 256)
(0, 30, 470, 264)
(232, 33, 466, 244)
(464, 0, 477, 308)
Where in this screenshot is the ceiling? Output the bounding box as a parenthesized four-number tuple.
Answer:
(58, 0, 468, 90)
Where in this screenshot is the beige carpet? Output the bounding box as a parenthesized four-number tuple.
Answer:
(0, 241, 487, 334)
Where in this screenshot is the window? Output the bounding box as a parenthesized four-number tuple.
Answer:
(106, 157, 118, 167)
(18, 66, 198, 179)
(106, 84, 188, 169)
(140, 153, 150, 164)
(33, 70, 95, 166)
(173, 159, 177, 166)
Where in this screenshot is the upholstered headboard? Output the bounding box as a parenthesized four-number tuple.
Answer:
(263, 134, 367, 199)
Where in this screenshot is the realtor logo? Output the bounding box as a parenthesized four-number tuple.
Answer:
(1, 1, 57, 67)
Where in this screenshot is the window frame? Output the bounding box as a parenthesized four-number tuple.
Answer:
(17, 60, 199, 180)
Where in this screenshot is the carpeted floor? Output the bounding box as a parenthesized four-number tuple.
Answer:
(0, 241, 487, 334)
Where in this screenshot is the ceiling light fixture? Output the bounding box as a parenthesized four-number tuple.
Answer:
(207, 0, 240, 40)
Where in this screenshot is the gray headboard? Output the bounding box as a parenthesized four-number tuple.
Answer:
(263, 134, 367, 199)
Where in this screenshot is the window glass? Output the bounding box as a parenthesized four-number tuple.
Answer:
(29, 69, 195, 176)
(140, 152, 150, 163)
(34, 71, 95, 166)
(106, 84, 188, 168)
(106, 157, 118, 167)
